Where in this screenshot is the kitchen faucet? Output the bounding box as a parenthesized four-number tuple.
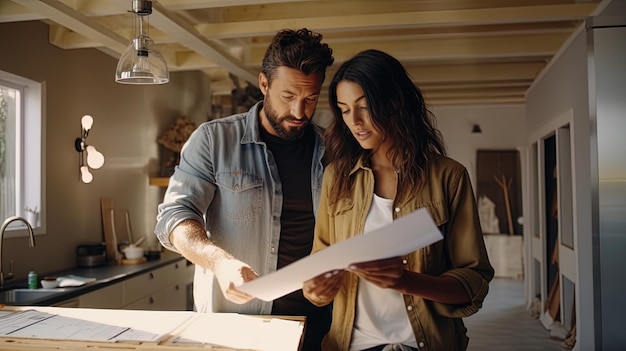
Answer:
(0, 216, 36, 289)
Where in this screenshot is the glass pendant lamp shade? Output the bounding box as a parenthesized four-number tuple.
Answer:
(115, 0, 169, 85)
(115, 35, 169, 84)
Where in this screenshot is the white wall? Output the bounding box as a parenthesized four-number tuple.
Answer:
(526, 26, 596, 351)
(433, 104, 526, 189)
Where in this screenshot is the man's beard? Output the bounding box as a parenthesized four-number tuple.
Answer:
(263, 97, 310, 140)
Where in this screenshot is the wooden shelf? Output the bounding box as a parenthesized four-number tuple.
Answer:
(149, 177, 170, 187)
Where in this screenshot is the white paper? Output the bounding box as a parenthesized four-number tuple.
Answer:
(171, 313, 303, 351)
(0, 308, 194, 343)
(0, 308, 303, 348)
(239, 208, 443, 301)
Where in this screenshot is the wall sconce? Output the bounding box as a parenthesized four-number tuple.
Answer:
(471, 124, 483, 134)
(74, 115, 105, 183)
(115, 0, 169, 85)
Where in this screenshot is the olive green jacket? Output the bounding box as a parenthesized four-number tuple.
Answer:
(305, 155, 494, 351)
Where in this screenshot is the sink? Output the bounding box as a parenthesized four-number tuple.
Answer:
(0, 288, 70, 305)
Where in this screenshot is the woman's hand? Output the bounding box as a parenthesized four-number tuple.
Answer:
(303, 269, 345, 303)
(348, 256, 406, 289)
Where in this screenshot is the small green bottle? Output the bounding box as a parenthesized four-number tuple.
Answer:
(28, 271, 38, 289)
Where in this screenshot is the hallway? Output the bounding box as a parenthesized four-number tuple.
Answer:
(465, 278, 565, 350)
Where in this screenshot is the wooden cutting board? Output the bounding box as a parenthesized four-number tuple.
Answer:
(100, 197, 118, 263)
(121, 257, 147, 265)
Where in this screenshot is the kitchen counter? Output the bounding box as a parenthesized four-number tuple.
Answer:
(0, 251, 188, 307)
(0, 253, 305, 350)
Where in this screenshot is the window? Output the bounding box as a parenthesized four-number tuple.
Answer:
(0, 70, 44, 238)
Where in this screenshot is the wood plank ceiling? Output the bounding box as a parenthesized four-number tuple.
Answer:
(1, 0, 603, 106)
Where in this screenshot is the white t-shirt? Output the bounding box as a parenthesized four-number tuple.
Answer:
(349, 194, 418, 350)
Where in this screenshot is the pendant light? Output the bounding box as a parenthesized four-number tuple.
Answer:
(115, 0, 169, 85)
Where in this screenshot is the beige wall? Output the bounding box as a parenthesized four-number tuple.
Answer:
(0, 21, 211, 280)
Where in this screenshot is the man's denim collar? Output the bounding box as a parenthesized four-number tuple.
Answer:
(241, 101, 264, 144)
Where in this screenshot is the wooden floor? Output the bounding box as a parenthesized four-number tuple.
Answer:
(465, 278, 565, 350)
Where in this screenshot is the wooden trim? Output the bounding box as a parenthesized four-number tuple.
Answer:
(149, 177, 170, 187)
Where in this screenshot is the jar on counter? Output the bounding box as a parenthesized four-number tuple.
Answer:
(28, 271, 38, 289)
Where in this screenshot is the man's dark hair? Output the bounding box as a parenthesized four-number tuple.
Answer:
(261, 28, 334, 85)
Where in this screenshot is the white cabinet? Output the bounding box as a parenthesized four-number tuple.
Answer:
(78, 283, 124, 308)
(123, 284, 188, 310)
(78, 260, 194, 311)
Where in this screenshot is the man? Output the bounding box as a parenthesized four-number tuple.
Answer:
(154, 28, 334, 351)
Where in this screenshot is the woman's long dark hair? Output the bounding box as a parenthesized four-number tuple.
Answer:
(325, 49, 446, 203)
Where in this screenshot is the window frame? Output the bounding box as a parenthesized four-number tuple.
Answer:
(0, 70, 46, 238)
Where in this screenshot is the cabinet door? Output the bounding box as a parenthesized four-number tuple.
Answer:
(53, 298, 80, 308)
(79, 283, 124, 308)
(123, 283, 187, 311)
(123, 261, 188, 305)
(77, 259, 193, 310)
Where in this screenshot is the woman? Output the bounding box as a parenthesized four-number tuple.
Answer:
(303, 49, 494, 351)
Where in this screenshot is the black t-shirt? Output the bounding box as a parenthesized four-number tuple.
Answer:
(261, 126, 315, 269)
(260, 125, 331, 351)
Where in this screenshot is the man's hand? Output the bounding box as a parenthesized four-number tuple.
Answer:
(214, 258, 259, 304)
(303, 269, 345, 303)
(348, 256, 406, 289)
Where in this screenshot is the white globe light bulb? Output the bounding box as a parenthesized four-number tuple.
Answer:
(80, 166, 93, 183)
(81, 115, 93, 131)
(86, 145, 105, 169)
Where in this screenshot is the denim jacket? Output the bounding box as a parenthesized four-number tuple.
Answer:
(155, 101, 326, 315)
(307, 155, 494, 351)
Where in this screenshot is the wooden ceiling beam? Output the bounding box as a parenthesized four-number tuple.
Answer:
(0, 1, 45, 22)
(422, 86, 527, 99)
(146, 1, 258, 84)
(419, 81, 533, 91)
(249, 33, 567, 63)
(4, 0, 315, 20)
(221, 0, 595, 21)
(196, 4, 597, 39)
(328, 62, 546, 84)
(157, 0, 314, 11)
(11, 0, 129, 53)
(426, 96, 526, 106)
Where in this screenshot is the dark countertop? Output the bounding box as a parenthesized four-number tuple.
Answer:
(0, 251, 189, 306)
